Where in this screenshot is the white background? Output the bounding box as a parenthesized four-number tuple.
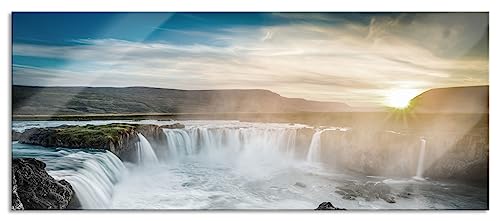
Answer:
(0, 0, 497, 220)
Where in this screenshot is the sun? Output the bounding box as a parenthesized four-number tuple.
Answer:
(384, 89, 420, 109)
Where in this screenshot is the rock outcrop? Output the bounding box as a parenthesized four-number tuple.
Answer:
(16, 123, 179, 162)
(424, 130, 489, 182)
(315, 202, 345, 210)
(12, 158, 74, 210)
(12, 130, 22, 141)
(160, 123, 185, 129)
(12, 172, 24, 210)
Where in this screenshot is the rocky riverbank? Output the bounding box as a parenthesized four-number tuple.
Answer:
(12, 158, 76, 210)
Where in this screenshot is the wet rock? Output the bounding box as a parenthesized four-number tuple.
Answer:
(12, 173, 24, 210)
(294, 182, 307, 188)
(12, 158, 74, 210)
(315, 202, 346, 210)
(425, 133, 489, 183)
(335, 181, 401, 204)
(397, 192, 412, 199)
(160, 123, 185, 129)
(342, 195, 356, 200)
(67, 192, 82, 209)
(380, 194, 396, 203)
(12, 130, 22, 141)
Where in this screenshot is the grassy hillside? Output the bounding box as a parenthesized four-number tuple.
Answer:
(12, 85, 351, 115)
(410, 85, 489, 113)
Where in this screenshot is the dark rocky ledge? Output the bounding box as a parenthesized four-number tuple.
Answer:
(12, 158, 74, 210)
(315, 202, 346, 210)
(15, 123, 181, 162)
(12, 130, 22, 141)
(160, 123, 185, 129)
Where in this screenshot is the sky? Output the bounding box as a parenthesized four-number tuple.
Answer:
(12, 12, 489, 107)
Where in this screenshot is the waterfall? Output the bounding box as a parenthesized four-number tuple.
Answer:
(156, 127, 299, 160)
(285, 129, 297, 158)
(136, 133, 159, 166)
(306, 130, 323, 163)
(414, 138, 427, 180)
(48, 150, 127, 209)
(162, 129, 194, 158)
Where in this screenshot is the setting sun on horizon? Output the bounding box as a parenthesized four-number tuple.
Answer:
(384, 88, 422, 109)
(10, 12, 489, 211)
(12, 12, 488, 108)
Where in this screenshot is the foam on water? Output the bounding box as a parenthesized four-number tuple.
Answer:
(136, 134, 159, 166)
(306, 130, 324, 163)
(13, 143, 127, 209)
(12, 120, 487, 209)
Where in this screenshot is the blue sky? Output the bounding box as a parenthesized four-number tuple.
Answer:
(12, 13, 489, 107)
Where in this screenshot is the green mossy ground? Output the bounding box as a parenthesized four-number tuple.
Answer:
(53, 123, 139, 147)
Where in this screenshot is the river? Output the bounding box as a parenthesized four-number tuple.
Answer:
(12, 120, 488, 210)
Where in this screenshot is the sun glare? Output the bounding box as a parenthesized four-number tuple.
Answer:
(385, 89, 421, 109)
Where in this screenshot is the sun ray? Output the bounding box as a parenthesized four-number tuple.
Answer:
(384, 89, 422, 109)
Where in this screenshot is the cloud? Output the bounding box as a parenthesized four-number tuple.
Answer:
(12, 13, 488, 107)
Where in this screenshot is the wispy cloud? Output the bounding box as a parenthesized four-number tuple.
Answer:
(12, 13, 488, 107)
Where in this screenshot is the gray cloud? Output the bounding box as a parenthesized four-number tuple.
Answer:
(13, 13, 488, 107)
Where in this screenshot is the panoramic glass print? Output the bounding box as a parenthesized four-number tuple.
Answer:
(11, 12, 488, 210)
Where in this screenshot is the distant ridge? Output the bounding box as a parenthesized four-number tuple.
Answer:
(12, 85, 351, 115)
(410, 85, 489, 113)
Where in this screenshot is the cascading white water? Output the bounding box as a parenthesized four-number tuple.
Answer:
(414, 138, 427, 180)
(160, 126, 299, 160)
(38, 150, 126, 209)
(136, 133, 159, 166)
(12, 121, 488, 210)
(306, 130, 323, 163)
(285, 129, 297, 158)
(13, 138, 127, 209)
(163, 129, 194, 158)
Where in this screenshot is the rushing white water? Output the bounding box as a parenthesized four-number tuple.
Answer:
(136, 134, 159, 166)
(159, 125, 300, 161)
(163, 129, 194, 158)
(12, 143, 127, 209)
(12, 120, 488, 210)
(306, 130, 323, 163)
(414, 138, 427, 180)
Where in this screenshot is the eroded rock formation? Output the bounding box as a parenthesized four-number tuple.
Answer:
(12, 158, 74, 210)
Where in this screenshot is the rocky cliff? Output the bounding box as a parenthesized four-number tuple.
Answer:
(318, 128, 488, 182)
(289, 126, 488, 182)
(12, 158, 75, 210)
